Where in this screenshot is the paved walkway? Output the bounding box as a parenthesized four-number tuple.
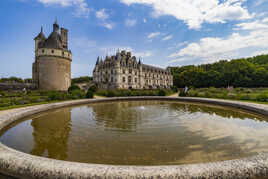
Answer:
(168, 93, 178, 97)
(94, 95, 106, 99)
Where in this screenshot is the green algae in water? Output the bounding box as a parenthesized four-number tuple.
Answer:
(1, 100, 268, 165)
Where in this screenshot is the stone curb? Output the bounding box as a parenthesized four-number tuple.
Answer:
(0, 97, 268, 179)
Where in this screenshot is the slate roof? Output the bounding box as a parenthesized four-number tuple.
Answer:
(40, 31, 63, 49)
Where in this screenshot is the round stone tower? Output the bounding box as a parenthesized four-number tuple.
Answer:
(32, 21, 72, 91)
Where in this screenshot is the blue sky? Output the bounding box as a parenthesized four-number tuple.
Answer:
(0, 0, 268, 78)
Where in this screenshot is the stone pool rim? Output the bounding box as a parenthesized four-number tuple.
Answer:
(0, 96, 268, 179)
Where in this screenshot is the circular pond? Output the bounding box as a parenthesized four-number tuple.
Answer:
(1, 100, 268, 166)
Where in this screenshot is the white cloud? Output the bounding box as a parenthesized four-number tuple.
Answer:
(162, 35, 173, 41)
(168, 25, 268, 64)
(102, 23, 115, 30)
(37, 0, 90, 17)
(99, 46, 152, 58)
(147, 32, 161, 39)
(125, 19, 137, 27)
(234, 20, 268, 30)
(96, 9, 109, 20)
(120, 0, 252, 29)
(251, 50, 268, 57)
(262, 18, 268, 23)
(143, 18, 147, 23)
(255, 0, 265, 7)
(134, 51, 152, 58)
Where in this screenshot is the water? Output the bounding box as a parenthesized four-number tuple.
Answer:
(1, 100, 268, 165)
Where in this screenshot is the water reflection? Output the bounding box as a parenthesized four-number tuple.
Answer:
(1, 101, 268, 165)
(30, 108, 71, 160)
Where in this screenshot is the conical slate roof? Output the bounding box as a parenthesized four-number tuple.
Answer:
(40, 30, 63, 49)
(34, 27, 46, 40)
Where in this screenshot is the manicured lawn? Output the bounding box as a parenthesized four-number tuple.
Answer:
(184, 87, 268, 104)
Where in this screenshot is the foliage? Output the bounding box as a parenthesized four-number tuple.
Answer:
(179, 90, 187, 97)
(96, 89, 173, 97)
(88, 85, 98, 93)
(71, 76, 92, 84)
(170, 54, 268, 88)
(68, 85, 80, 93)
(86, 90, 94, 99)
(0, 77, 24, 83)
(158, 89, 166, 96)
(185, 87, 268, 103)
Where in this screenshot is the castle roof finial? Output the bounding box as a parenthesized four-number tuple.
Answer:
(55, 17, 58, 25)
(41, 26, 43, 33)
(138, 57, 141, 64)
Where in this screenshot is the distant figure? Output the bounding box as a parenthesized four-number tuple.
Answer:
(22, 88, 27, 94)
(185, 86, 189, 94)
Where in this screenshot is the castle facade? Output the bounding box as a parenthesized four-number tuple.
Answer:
(32, 21, 72, 91)
(93, 51, 173, 89)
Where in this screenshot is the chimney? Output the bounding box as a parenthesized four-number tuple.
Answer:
(61, 28, 68, 49)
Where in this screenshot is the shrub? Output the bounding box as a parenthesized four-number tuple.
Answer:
(107, 90, 116, 97)
(68, 85, 80, 93)
(158, 89, 166, 96)
(226, 93, 236, 100)
(86, 90, 94, 99)
(256, 93, 268, 102)
(171, 86, 178, 92)
(48, 91, 64, 101)
(179, 90, 187, 97)
(188, 90, 198, 97)
(204, 92, 213, 98)
(70, 89, 85, 99)
(238, 94, 250, 101)
(88, 85, 97, 93)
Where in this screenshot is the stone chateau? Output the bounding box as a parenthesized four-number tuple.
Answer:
(32, 21, 72, 91)
(93, 50, 173, 89)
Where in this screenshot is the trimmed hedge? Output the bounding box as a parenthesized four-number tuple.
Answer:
(96, 89, 173, 97)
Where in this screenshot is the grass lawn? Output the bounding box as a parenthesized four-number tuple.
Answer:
(184, 87, 268, 104)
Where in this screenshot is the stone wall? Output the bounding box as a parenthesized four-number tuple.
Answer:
(0, 83, 37, 91)
(0, 97, 268, 178)
(35, 57, 71, 91)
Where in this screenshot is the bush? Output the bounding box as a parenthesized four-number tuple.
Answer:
(88, 85, 97, 93)
(188, 90, 198, 97)
(158, 89, 166, 96)
(204, 92, 213, 98)
(238, 94, 250, 100)
(171, 86, 178, 92)
(256, 93, 268, 102)
(179, 90, 187, 97)
(68, 85, 80, 93)
(86, 90, 94, 99)
(48, 91, 65, 101)
(107, 90, 116, 97)
(70, 89, 85, 99)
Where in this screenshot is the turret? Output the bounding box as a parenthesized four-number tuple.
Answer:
(96, 57, 100, 65)
(53, 19, 60, 33)
(34, 26, 46, 51)
(61, 28, 68, 49)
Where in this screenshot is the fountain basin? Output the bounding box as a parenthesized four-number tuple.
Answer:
(0, 97, 268, 178)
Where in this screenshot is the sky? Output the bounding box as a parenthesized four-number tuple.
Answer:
(0, 0, 268, 78)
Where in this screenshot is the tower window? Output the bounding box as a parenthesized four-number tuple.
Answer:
(42, 50, 45, 53)
(123, 77, 126, 83)
(62, 52, 64, 56)
(51, 50, 54, 54)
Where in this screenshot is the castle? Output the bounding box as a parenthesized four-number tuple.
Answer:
(93, 50, 173, 89)
(32, 21, 72, 91)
